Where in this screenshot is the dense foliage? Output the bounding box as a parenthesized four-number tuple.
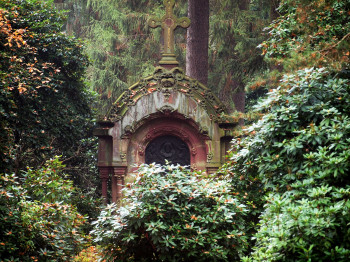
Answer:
(223, 0, 350, 261)
(0, 2, 102, 261)
(92, 164, 250, 261)
(251, 0, 350, 93)
(0, 0, 94, 173)
(0, 158, 88, 261)
(55, 0, 278, 114)
(261, 0, 350, 71)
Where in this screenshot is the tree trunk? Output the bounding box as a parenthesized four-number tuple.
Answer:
(186, 0, 209, 85)
(270, 0, 280, 20)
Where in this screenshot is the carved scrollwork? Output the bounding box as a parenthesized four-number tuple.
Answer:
(204, 90, 215, 102)
(191, 147, 197, 156)
(198, 100, 207, 110)
(173, 68, 185, 81)
(124, 125, 135, 135)
(199, 126, 209, 135)
(120, 89, 132, 101)
(153, 67, 163, 80)
(105, 66, 228, 123)
(162, 89, 172, 100)
(161, 75, 175, 88)
(215, 105, 226, 114)
(158, 105, 176, 114)
(138, 79, 148, 89)
(189, 79, 200, 90)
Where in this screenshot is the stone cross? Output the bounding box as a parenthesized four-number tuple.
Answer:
(148, 0, 190, 65)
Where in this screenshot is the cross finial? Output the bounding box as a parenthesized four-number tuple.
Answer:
(148, 0, 190, 66)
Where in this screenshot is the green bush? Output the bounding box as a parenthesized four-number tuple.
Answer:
(249, 186, 350, 261)
(0, 157, 88, 261)
(92, 164, 249, 261)
(0, 0, 94, 172)
(228, 67, 350, 261)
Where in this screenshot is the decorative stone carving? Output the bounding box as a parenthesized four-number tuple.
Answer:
(207, 152, 213, 162)
(199, 126, 209, 135)
(158, 105, 175, 114)
(191, 147, 197, 156)
(124, 125, 135, 134)
(105, 66, 228, 123)
(145, 135, 190, 166)
(120, 153, 126, 161)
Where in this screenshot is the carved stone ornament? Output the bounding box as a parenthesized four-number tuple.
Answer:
(124, 125, 135, 134)
(120, 153, 127, 160)
(158, 105, 175, 114)
(207, 152, 213, 162)
(148, 0, 190, 66)
(105, 66, 228, 123)
(145, 135, 190, 166)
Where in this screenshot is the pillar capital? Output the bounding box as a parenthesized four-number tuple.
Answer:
(113, 166, 127, 176)
(99, 166, 111, 179)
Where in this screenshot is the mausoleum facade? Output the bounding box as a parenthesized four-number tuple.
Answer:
(94, 0, 237, 203)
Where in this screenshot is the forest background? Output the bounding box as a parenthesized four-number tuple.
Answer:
(0, 0, 349, 261)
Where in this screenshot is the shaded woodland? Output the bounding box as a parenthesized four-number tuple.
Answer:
(0, 0, 349, 261)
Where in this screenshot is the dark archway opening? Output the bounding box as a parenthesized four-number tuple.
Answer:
(145, 135, 190, 166)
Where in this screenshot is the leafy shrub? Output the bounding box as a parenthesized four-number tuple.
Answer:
(0, 157, 88, 261)
(249, 186, 350, 261)
(0, 0, 94, 172)
(73, 246, 105, 262)
(92, 164, 249, 261)
(259, 0, 350, 71)
(228, 67, 350, 261)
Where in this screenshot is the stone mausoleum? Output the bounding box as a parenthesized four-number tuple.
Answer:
(94, 0, 237, 203)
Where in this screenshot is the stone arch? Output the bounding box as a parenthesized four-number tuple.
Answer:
(127, 116, 208, 172)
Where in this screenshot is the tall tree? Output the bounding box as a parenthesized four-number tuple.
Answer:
(56, 0, 277, 115)
(209, 0, 276, 113)
(186, 0, 209, 85)
(0, 0, 93, 173)
(224, 0, 350, 260)
(57, 0, 187, 115)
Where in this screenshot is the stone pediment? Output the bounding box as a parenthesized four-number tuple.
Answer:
(106, 67, 227, 123)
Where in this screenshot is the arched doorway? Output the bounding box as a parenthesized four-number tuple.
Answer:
(145, 135, 190, 166)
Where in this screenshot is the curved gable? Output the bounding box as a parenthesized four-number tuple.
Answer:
(106, 67, 227, 123)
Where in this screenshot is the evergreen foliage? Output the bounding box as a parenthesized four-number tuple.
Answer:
(92, 164, 250, 261)
(209, 0, 275, 110)
(0, 158, 88, 261)
(0, 0, 101, 241)
(223, 0, 350, 261)
(0, 0, 94, 174)
(57, 0, 277, 114)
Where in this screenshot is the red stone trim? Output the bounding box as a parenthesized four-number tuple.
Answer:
(135, 119, 208, 170)
(99, 167, 110, 204)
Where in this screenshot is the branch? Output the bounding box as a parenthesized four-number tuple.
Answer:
(321, 32, 350, 53)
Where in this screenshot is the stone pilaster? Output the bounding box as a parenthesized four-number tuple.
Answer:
(112, 167, 127, 203)
(99, 167, 110, 204)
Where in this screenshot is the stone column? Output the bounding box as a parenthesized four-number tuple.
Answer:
(112, 167, 127, 203)
(99, 167, 110, 204)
